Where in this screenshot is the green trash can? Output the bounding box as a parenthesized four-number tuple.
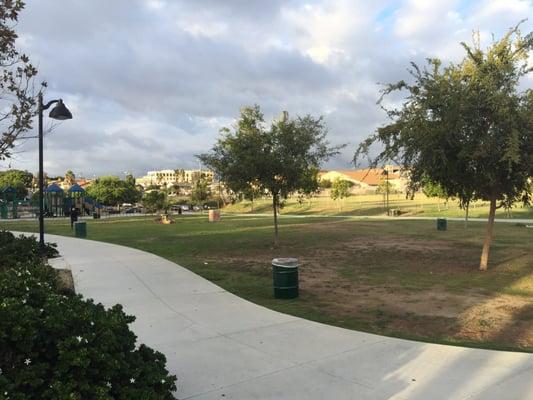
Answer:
(272, 258, 299, 299)
(0, 203, 7, 219)
(437, 218, 447, 231)
(74, 221, 87, 238)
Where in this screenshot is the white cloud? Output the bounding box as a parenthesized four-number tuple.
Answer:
(3, 0, 532, 176)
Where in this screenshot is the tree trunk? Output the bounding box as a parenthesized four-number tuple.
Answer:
(272, 194, 279, 246)
(479, 197, 496, 271)
(464, 201, 469, 230)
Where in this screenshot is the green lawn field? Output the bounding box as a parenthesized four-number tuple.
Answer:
(222, 192, 533, 219)
(2, 214, 532, 352)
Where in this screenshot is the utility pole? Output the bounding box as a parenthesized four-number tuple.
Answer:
(385, 169, 390, 216)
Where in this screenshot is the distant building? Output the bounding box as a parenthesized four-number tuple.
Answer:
(53, 178, 93, 191)
(318, 166, 407, 193)
(136, 169, 214, 189)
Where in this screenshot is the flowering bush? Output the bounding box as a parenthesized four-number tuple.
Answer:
(0, 234, 177, 399)
(0, 230, 58, 271)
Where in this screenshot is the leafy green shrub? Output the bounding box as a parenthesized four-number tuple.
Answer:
(0, 230, 58, 271)
(0, 235, 177, 399)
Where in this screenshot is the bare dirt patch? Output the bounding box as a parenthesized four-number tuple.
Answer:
(207, 225, 533, 350)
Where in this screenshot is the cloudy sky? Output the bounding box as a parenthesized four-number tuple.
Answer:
(4, 0, 533, 178)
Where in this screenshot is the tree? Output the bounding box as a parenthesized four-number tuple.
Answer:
(199, 105, 343, 244)
(355, 24, 533, 270)
(174, 169, 186, 183)
(421, 177, 449, 212)
(0, 1, 42, 160)
(64, 170, 75, 185)
(191, 176, 211, 204)
(240, 182, 261, 212)
(166, 183, 181, 196)
(86, 176, 141, 206)
(125, 173, 136, 186)
(142, 191, 167, 214)
(0, 169, 32, 199)
(319, 178, 332, 189)
(330, 178, 351, 211)
(375, 179, 394, 195)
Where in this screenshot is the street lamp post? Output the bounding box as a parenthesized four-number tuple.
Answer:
(38, 93, 72, 252)
(385, 169, 389, 216)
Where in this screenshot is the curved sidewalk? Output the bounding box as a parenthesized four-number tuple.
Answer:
(44, 234, 533, 400)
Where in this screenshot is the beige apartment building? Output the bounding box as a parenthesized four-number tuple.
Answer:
(136, 169, 214, 188)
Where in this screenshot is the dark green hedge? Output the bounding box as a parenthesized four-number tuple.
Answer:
(0, 232, 177, 399)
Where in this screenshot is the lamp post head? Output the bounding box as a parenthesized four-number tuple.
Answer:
(49, 100, 72, 120)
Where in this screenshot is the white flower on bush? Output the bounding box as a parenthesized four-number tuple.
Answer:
(24, 358, 31, 365)
(130, 378, 136, 384)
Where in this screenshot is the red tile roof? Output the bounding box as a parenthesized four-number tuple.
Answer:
(320, 169, 400, 186)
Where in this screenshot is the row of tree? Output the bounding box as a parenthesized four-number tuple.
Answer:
(199, 25, 533, 270)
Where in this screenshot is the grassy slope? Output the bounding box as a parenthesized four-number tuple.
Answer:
(223, 193, 533, 219)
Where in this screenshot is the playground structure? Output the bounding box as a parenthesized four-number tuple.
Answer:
(66, 183, 86, 216)
(0, 186, 18, 219)
(0, 183, 103, 219)
(44, 183, 65, 217)
(64, 183, 103, 217)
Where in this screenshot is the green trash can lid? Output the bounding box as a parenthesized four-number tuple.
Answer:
(272, 258, 298, 268)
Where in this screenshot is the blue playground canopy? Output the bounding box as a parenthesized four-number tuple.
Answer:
(68, 183, 85, 193)
(44, 183, 63, 193)
(2, 186, 17, 194)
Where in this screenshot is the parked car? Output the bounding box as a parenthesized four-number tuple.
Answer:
(124, 207, 139, 214)
(180, 205, 190, 211)
(192, 205, 201, 211)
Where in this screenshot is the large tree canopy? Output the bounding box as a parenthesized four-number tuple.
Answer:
(0, 1, 42, 160)
(86, 176, 141, 206)
(0, 169, 32, 199)
(142, 190, 167, 214)
(199, 105, 342, 244)
(191, 177, 211, 204)
(355, 24, 533, 270)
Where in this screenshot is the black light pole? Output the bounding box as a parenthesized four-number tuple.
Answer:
(38, 93, 73, 252)
(384, 169, 390, 216)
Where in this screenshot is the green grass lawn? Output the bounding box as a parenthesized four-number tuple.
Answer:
(223, 192, 533, 219)
(2, 214, 532, 352)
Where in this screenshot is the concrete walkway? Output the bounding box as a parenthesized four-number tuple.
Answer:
(43, 234, 533, 400)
